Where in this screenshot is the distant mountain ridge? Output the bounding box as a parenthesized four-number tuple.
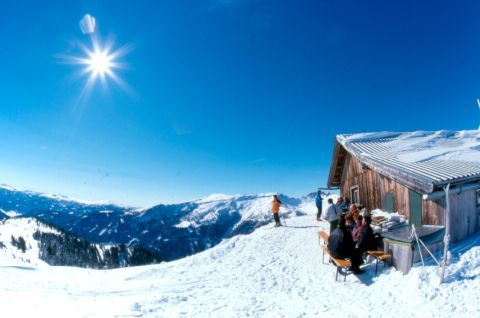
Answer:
(0, 185, 315, 263)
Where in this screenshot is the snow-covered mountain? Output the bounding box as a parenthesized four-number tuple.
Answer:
(0, 185, 317, 261)
(0, 217, 159, 268)
(0, 184, 129, 224)
(69, 193, 314, 261)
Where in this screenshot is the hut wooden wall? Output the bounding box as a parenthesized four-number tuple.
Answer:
(375, 174, 409, 218)
(340, 154, 410, 217)
(420, 190, 479, 242)
(340, 155, 377, 211)
(447, 189, 479, 242)
(422, 198, 443, 226)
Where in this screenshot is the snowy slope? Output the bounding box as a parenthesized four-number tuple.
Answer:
(0, 211, 479, 318)
(0, 218, 53, 267)
(0, 217, 159, 268)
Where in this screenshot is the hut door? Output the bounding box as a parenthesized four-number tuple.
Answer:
(409, 190, 422, 225)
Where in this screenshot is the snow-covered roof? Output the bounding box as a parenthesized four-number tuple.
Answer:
(328, 130, 480, 193)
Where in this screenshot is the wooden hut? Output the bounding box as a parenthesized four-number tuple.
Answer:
(327, 131, 480, 273)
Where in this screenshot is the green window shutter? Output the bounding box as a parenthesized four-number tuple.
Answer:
(408, 190, 423, 225)
(385, 192, 394, 212)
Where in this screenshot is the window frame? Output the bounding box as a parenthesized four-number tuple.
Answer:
(350, 185, 360, 204)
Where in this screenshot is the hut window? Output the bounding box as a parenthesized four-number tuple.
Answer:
(476, 190, 480, 206)
(350, 186, 360, 204)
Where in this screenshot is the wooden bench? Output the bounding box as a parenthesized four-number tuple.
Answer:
(318, 230, 330, 264)
(318, 230, 352, 281)
(367, 250, 392, 275)
(331, 257, 352, 282)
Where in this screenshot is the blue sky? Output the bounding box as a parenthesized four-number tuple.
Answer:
(1, 0, 480, 206)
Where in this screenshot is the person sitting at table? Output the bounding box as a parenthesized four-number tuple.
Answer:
(351, 215, 364, 242)
(356, 216, 377, 252)
(327, 215, 364, 274)
(349, 204, 360, 218)
(345, 213, 354, 232)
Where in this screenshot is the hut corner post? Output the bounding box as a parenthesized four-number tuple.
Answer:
(440, 183, 451, 284)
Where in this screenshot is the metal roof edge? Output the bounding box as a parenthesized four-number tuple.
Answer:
(340, 141, 434, 194)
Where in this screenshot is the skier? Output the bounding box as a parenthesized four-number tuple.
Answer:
(315, 190, 323, 221)
(272, 194, 282, 227)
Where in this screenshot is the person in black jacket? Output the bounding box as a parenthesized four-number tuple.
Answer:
(327, 215, 364, 274)
(356, 216, 377, 252)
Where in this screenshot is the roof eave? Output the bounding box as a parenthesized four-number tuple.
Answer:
(327, 137, 343, 187)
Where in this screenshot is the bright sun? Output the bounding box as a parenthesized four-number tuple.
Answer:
(58, 38, 133, 96)
(87, 49, 114, 77)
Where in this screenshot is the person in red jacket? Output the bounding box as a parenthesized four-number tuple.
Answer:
(272, 194, 282, 227)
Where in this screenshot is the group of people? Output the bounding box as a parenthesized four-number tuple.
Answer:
(269, 191, 373, 274)
(328, 213, 377, 274)
(315, 191, 377, 274)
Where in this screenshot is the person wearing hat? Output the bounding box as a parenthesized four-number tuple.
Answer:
(271, 194, 282, 227)
(315, 190, 323, 221)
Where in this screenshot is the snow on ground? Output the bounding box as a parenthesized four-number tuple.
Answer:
(0, 218, 57, 267)
(1, 212, 479, 318)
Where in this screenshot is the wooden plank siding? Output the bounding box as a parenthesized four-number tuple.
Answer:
(422, 198, 444, 226)
(340, 154, 410, 217)
(338, 151, 480, 243)
(447, 190, 479, 242)
(422, 191, 479, 242)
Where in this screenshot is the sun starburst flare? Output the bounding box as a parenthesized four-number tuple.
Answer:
(57, 37, 134, 100)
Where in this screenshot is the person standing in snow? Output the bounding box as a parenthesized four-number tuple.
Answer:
(315, 190, 323, 221)
(336, 197, 344, 208)
(272, 194, 282, 227)
(324, 198, 341, 233)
